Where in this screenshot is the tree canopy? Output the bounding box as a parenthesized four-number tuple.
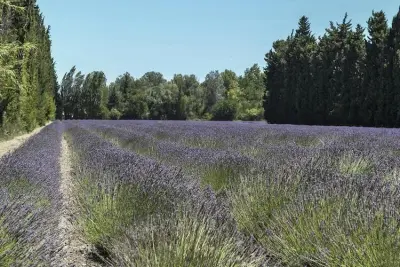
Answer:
(264, 8, 400, 127)
(0, 0, 57, 135)
(58, 66, 266, 121)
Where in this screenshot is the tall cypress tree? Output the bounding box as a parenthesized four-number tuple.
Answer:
(262, 8, 400, 128)
(346, 24, 366, 125)
(363, 11, 388, 126)
(386, 8, 400, 126)
(313, 20, 344, 125)
(264, 39, 289, 123)
(312, 31, 335, 125)
(282, 31, 297, 124)
(0, 0, 57, 132)
(293, 16, 316, 124)
(326, 14, 353, 125)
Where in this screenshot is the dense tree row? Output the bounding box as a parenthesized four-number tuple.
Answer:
(264, 8, 400, 127)
(58, 64, 265, 121)
(0, 0, 57, 134)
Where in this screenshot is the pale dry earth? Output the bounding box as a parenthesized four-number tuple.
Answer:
(58, 137, 98, 266)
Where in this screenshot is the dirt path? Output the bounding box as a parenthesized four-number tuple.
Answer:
(58, 136, 95, 266)
(0, 124, 49, 158)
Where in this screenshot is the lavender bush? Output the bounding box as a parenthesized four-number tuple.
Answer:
(4, 119, 400, 266)
(0, 121, 62, 265)
(73, 120, 400, 266)
(64, 123, 262, 265)
(84, 123, 258, 191)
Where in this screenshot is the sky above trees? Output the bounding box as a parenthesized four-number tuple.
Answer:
(38, 0, 400, 83)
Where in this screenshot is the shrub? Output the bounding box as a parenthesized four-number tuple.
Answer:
(211, 100, 238, 121)
(109, 108, 122, 120)
(239, 107, 264, 121)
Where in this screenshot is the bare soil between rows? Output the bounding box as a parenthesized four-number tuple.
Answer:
(58, 137, 99, 266)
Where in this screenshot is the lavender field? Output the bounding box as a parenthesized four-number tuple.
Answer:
(2, 120, 400, 266)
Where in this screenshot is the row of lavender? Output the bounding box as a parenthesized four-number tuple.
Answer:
(0, 122, 63, 266)
(81, 120, 400, 266)
(89, 120, 400, 176)
(80, 120, 400, 191)
(68, 120, 258, 195)
(64, 122, 266, 265)
(82, 119, 400, 151)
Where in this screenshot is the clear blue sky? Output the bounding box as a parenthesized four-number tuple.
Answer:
(37, 0, 399, 83)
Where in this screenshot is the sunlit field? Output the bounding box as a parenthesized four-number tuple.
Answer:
(2, 120, 400, 266)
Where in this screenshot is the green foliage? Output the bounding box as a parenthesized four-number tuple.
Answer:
(229, 174, 400, 266)
(228, 175, 300, 238)
(0, 1, 57, 133)
(5, 177, 51, 208)
(264, 8, 400, 128)
(221, 69, 238, 94)
(202, 70, 226, 114)
(147, 82, 179, 119)
(72, 173, 172, 263)
(58, 63, 266, 121)
(0, 218, 17, 267)
(211, 99, 238, 121)
(238, 64, 265, 120)
(265, 198, 400, 266)
(264, 39, 290, 123)
(339, 154, 374, 176)
(202, 165, 241, 192)
(78, 178, 162, 247)
(109, 108, 121, 120)
(111, 209, 263, 267)
(240, 107, 264, 121)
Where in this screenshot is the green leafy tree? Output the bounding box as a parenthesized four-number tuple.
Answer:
(147, 81, 179, 119)
(81, 71, 107, 119)
(139, 71, 166, 87)
(173, 74, 200, 119)
(112, 72, 135, 116)
(107, 82, 123, 112)
(221, 69, 238, 96)
(238, 64, 265, 120)
(60, 66, 85, 119)
(211, 99, 238, 121)
(202, 70, 225, 115)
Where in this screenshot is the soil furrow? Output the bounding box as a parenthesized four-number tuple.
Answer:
(58, 136, 95, 266)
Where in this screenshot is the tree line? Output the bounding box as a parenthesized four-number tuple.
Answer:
(0, 0, 57, 135)
(2, 1, 400, 129)
(57, 65, 265, 121)
(264, 8, 400, 127)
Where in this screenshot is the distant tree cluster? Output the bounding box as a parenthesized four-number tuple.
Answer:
(57, 64, 265, 121)
(0, 0, 58, 134)
(264, 8, 400, 127)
